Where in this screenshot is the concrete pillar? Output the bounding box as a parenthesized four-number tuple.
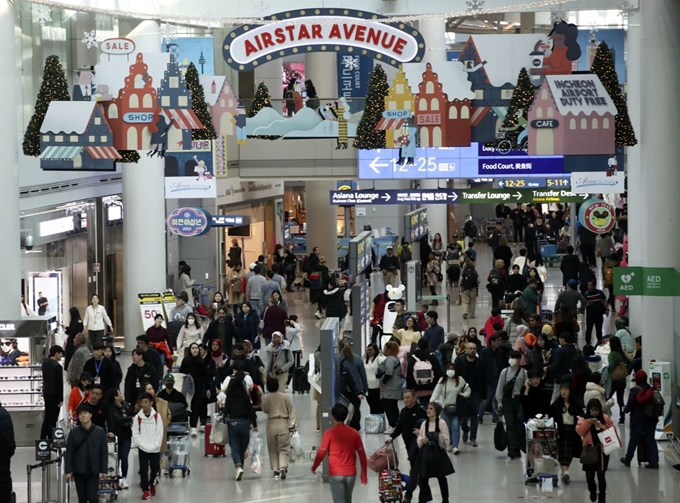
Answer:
(121, 21, 167, 348)
(305, 180, 338, 270)
(627, 2, 680, 367)
(254, 60, 283, 113)
(305, 52, 338, 102)
(0, 0, 20, 320)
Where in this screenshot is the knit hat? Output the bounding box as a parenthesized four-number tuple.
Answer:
(635, 370, 647, 384)
(541, 324, 553, 335)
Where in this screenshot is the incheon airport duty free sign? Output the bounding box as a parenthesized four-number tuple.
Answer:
(223, 9, 426, 71)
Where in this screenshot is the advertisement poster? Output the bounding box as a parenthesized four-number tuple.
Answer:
(138, 293, 166, 331)
(164, 142, 217, 199)
(164, 37, 215, 75)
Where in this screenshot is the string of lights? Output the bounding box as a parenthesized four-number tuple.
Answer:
(26, 0, 577, 28)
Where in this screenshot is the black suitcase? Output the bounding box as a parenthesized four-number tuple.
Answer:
(292, 363, 310, 394)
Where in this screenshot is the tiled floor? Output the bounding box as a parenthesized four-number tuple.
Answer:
(8, 246, 680, 502)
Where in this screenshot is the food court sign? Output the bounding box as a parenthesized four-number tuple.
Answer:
(223, 9, 426, 71)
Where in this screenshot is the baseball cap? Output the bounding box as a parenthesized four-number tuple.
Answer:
(164, 373, 175, 382)
(567, 279, 578, 288)
(249, 262, 257, 270)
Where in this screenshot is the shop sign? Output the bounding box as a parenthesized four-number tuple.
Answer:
(578, 198, 616, 234)
(223, 9, 426, 71)
(101, 38, 136, 55)
(531, 119, 559, 129)
(383, 110, 411, 119)
(211, 215, 247, 226)
(570, 171, 625, 194)
(123, 112, 154, 123)
(166, 207, 212, 237)
(39, 216, 74, 237)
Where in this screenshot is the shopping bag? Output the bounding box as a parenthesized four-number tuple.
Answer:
(494, 421, 507, 452)
(597, 426, 622, 455)
(210, 415, 228, 445)
(246, 431, 263, 473)
(290, 430, 304, 458)
(454, 295, 462, 306)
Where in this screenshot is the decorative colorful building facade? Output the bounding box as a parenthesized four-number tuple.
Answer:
(384, 66, 415, 148)
(200, 75, 239, 137)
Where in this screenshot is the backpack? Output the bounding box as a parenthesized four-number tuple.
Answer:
(465, 221, 477, 238)
(137, 412, 159, 433)
(309, 272, 322, 289)
(489, 268, 502, 285)
(300, 257, 311, 273)
(462, 269, 478, 290)
(412, 355, 435, 385)
(640, 389, 665, 418)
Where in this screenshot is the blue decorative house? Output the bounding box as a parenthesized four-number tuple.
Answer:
(457, 37, 515, 143)
(40, 101, 120, 171)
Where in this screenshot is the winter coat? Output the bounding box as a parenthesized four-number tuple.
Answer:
(365, 355, 387, 390)
(132, 408, 164, 454)
(264, 340, 294, 376)
(583, 383, 615, 416)
(65, 424, 108, 476)
(546, 343, 579, 385)
(324, 287, 347, 319)
(235, 310, 260, 344)
(108, 401, 134, 440)
(378, 355, 403, 401)
(431, 376, 470, 406)
(123, 362, 155, 404)
(67, 345, 93, 387)
(203, 317, 240, 356)
(575, 414, 614, 471)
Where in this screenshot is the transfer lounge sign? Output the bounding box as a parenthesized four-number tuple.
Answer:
(223, 9, 426, 71)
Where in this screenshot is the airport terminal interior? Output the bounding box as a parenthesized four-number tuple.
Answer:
(1, 1, 679, 503)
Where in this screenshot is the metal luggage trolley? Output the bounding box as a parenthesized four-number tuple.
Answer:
(98, 438, 120, 501)
(167, 422, 192, 478)
(524, 419, 559, 486)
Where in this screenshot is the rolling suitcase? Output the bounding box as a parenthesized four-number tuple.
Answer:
(378, 444, 402, 502)
(204, 423, 226, 457)
(293, 364, 311, 394)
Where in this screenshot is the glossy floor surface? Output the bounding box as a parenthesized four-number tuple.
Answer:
(8, 246, 680, 503)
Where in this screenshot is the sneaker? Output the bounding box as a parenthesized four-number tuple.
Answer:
(119, 479, 129, 490)
(199, 425, 205, 433)
(562, 473, 570, 484)
(150, 485, 156, 497)
(646, 464, 659, 469)
(463, 313, 468, 320)
(274, 471, 280, 479)
(446, 446, 453, 452)
(314, 311, 322, 319)
(618, 416, 625, 425)
(384, 426, 395, 435)
(280, 468, 287, 480)
(190, 428, 197, 437)
(236, 467, 244, 481)
(470, 440, 478, 448)
(142, 491, 150, 500)
(453, 448, 460, 455)
(620, 457, 630, 467)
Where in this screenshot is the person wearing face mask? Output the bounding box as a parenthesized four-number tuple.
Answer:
(431, 361, 471, 455)
(175, 315, 204, 366)
(203, 307, 240, 357)
(456, 342, 485, 447)
(495, 350, 528, 459)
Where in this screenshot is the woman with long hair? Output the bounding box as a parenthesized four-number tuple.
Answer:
(223, 369, 258, 481)
(426, 252, 441, 303)
(236, 302, 259, 347)
(494, 237, 513, 272)
(103, 345, 123, 388)
(178, 264, 195, 306)
(68, 372, 92, 421)
(207, 291, 228, 320)
(392, 315, 421, 347)
(431, 233, 444, 257)
(378, 341, 403, 431)
(416, 402, 454, 502)
(364, 343, 385, 415)
(504, 306, 527, 344)
(337, 341, 367, 431)
(179, 343, 210, 437)
(550, 382, 583, 484)
(431, 361, 470, 454)
(606, 336, 631, 425)
(63, 307, 83, 369)
(576, 399, 615, 502)
(570, 354, 592, 402)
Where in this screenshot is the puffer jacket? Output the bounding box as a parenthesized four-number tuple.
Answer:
(583, 382, 615, 416)
(378, 355, 403, 401)
(65, 424, 108, 475)
(324, 287, 347, 319)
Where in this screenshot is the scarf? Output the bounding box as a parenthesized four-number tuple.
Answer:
(211, 339, 223, 358)
(270, 343, 283, 356)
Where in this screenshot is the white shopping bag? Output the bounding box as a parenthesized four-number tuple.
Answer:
(597, 426, 622, 455)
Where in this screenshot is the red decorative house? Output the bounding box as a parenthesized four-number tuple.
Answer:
(416, 63, 471, 147)
(103, 53, 161, 151)
(528, 74, 617, 156)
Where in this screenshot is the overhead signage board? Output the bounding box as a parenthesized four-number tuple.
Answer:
(330, 188, 588, 205)
(404, 208, 428, 243)
(349, 231, 373, 276)
(570, 171, 625, 194)
(358, 144, 564, 180)
(211, 215, 247, 227)
(613, 267, 680, 297)
(494, 177, 570, 189)
(166, 207, 212, 237)
(223, 9, 426, 71)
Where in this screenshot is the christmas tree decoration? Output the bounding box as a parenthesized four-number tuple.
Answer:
(23, 55, 71, 157)
(496, 67, 534, 149)
(591, 42, 637, 146)
(118, 150, 140, 163)
(247, 82, 273, 118)
(353, 64, 389, 149)
(182, 62, 216, 141)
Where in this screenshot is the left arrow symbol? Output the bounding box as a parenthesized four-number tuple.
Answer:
(370, 157, 389, 174)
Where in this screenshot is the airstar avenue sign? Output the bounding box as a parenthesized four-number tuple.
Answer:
(223, 9, 426, 71)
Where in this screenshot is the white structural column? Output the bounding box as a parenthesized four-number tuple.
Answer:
(254, 60, 283, 113)
(418, 19, 448, 241)
(122, 21, 167, 348)
(305, 51, 337, 103)
(305, 181, 338, 270)
(0, 0, 20, 320)
(627, 2, 680, 365)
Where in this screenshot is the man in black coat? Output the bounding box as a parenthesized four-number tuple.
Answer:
(545, 332, 579, 403)
(83, 343, 117, 394)
(560, 245, 581, 287)
(41, 345, 64, 439)
(0, 401, 16, 503)
(124, 349, 155, 404)
(203, 309, 240, 358)
(135, 335, 164, 386)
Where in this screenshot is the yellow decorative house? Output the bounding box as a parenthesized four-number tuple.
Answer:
(383, 66, 415, 148)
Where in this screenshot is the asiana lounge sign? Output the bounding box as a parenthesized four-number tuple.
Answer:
(223, 8, 426, 71)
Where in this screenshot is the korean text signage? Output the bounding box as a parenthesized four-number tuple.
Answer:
(51, 428, 67, 449)
(404, 208, 428, 243)
(223, 9, 426, 71)
(349, 231, 373, 277)
(613, 267, 680, 296)
(167, 207, 212, 237)
(35, 440, 51, 461)
(578, 198, 616, 234)
(337, 52, 373, 110)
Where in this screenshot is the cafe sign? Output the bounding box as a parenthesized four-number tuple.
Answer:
(223, 8, 426, 71)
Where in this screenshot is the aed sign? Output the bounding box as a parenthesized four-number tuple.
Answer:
(101, 38, 136, 55)
(123, 113, 154, 123)
(223, 9, 426, 71)
(531, 119, 559, 129)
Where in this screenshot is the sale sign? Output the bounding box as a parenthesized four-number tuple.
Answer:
(138, 293, 166, 331)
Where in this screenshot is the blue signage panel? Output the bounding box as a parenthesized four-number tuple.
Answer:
(330, 189, 459, 205)
(211, 215, 247, 226)
(349, 231, 372, 276)
(167, 207, 212, 237)
(494, 177, 570, 189)
(337, 52, 373, 113)
(404, 208, 428, 243)
(358, 144, 564, 180)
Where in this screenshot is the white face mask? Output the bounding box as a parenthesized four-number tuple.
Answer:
(446, 370, 455, 378)
(508, 359, 518, 367)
